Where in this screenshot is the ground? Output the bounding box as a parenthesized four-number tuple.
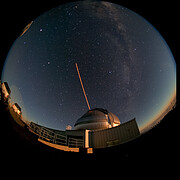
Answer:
(1, 99, 178, 165)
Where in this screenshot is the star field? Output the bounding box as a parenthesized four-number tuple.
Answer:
(2, 1, 176, 132)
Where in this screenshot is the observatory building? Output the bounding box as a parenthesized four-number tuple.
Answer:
(1, 63, 140, 153)
(74, 108, 120, 130)
(12, 103, 22, 115)
(27, 108, 140, 153)
(28, 116, 140, 153)
(1, 82, 11, 103)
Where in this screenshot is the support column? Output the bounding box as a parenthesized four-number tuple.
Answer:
(84, 129, 90, 148)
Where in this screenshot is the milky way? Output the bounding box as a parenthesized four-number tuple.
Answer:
(2, 1, 176, 133)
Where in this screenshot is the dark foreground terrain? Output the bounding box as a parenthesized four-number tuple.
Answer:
(1, 99, 178, 166)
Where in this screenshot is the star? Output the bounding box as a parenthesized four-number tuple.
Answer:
(3, 1, 176, 134)
(72, 27, 76, 31)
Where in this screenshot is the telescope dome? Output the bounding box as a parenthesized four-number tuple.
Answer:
(74, 108, 120, 130)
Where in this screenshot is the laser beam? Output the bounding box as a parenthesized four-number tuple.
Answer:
(75, 63, 91, 110)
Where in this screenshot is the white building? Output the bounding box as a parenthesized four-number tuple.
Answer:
(74, 108, 120, 130)
(12, 103, 22, 115)
(1, 82, 11, 101)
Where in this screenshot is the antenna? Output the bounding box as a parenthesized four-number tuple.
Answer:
(75, 63, 91, 110)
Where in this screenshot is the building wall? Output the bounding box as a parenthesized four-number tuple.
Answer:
(9, 106, 25, 127)
(89, 118, 140, 148)
(12, 105, 21, 115)
(28, 119, 140, 150)
(2, 83, 10, 99)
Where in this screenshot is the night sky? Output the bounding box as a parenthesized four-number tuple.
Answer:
(1, 1, 176, 133)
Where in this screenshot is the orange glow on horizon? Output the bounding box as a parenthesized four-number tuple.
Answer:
(140, 90, 176, 133)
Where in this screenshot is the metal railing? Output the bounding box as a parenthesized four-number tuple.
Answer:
(54, 133, 67, 146)
(29, 122, 84, 148)
(68, 137, 84, 148)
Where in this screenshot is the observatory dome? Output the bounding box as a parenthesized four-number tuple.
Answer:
(74, 108, 120, 130)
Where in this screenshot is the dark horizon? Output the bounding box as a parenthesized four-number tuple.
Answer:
(0, 0, 178, 165)
(0, 98, 178, 162)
